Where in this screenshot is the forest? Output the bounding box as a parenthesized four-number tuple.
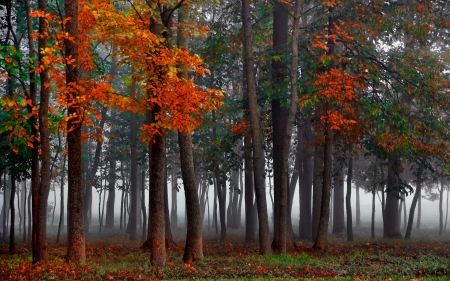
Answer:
(1, 0, 450, 279)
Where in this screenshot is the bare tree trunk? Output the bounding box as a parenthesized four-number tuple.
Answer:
(299, 119, 313, 240)
(57, 153, 67, 244)
(355, 183, 360, 227)
(179, 131, 204, 263)
(149, 106, 166, 267)
(445, 186, 449, 231)
(313, 116, 332, 250)
(242, 0, 271, 254)
(141, 163, 147, 241)
(312, 144, 323, 241)
(383, 155, 402, 239)
(129, 87, 138, 240)
(439, 177, 444, 236)
(332, 162, 345, 235)
(416, 192, 421, 229)
(170, 167, 178, 231)
(9, 175, 16, 254)
(244, 134, 255, 243)
(405, 164, 423, 239)
(346, 157, 353, 242)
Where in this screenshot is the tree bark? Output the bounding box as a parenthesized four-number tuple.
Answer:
(346, 156, 353, 242)
(56, 152, 67, 243)
(313, 118, 333, 250)
(105, 156, 116, 229)
(129, 84, 138, 241)
(9, 175, 15, 254)
(405, 164, 423, 239)
(439, 177, 444, 236)
(179, 132, 203, 263)
(244, 133, 255, 243)
(271, 0, 289, 251)
(65, 0, 86, 263)
(383, 155, 402, 239)
(150, 106, 166, 267)
(242, 0, 271, 254)
(299, 119, 313, 240)
(312, 143, 323, 240)
(332, 162, 345, 235)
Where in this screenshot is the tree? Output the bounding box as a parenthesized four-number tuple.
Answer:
(64, 0, 86, 263)
(242, 0, 271, 255)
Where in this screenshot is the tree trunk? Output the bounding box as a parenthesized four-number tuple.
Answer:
(299, 119, 313, 240)
(332, 161, 345, 235)
(355, 183, 360, 227)
(346, 156, 353, 242)
(312, 143, 323, 240)
(179, 132, 204, 263)
(164, 170, 175, 247)
(105, 157, 116, 229)
(83, 108, 107, 234)
(383, 155, 402, 239)
(170, 167, 178, 231)
(9, 175, 15, 254)
(416, 191, 421, 229)
(24, 0, 40, 258)
(313, 118, 332, 250)
(439, 177, 444, 236)
(141, 163, 147, 241)
(445, 186, 449, 231)
(371, 187, 376, 239)
(150, 106, 166, 267)
(405, 164, 423, 239)
(129, 87, 138, 240)
(271, 0, 289, 251)
(56, 152, 67, 243)
(65, 0, 86, 262)
(242, 0, 271, 254)
(244, 134, 255, 243)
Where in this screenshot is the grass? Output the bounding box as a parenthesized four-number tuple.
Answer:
(1, 236, 450, 280)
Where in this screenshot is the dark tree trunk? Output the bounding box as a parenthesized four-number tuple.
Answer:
(299, 119, 313, 240)
(383, 155, 402, 239)
(312, 143, 324, 241)
(65, 0, 86, 262)
(416, 191, 421, 229)
(9, 175, 15, 254)
(332, 163, 345, 235)
(405, 164, 423, 239)
(129, 97, 138, 240)
(439, 177, 444, 236)
(164, 171, 175, 247)
(105, 157, 116, 229)
(150, 106, 166, 267)
(445, 186, 449, 231)
(242, 0, 271, 254)
(56, 153, 67, 243)
(141, 163, 147, 241)
(24, 0, 40, 259)
(346, 157, 353, 242)
(355, 183, 360, 227)
(83, 108, 107, 233)
(271, 0, 289, 251)
(371, 164, 378, 239)
(244, 134, 255, 243)
(313, 118, 333, 250)
(170, 168, 178, 231)
(179, 132, 203, 263)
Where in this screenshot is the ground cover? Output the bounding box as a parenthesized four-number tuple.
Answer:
(0, 230, 449, 280)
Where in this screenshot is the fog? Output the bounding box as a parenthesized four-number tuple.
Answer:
(1, 176, 446, 238)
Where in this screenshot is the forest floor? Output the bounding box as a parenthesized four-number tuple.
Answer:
(0, 226, 450, 280)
